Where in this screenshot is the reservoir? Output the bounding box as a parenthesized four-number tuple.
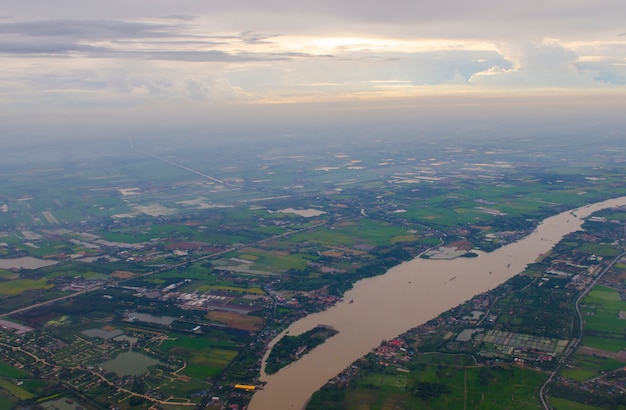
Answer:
(250, 196, 626, 410)
(99, 351, 161, 376)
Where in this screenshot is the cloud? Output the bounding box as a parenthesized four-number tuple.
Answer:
(240, 31, 283, 45)
(0, 41, 110, 55)
(0, 19, 179, 39)
(157, 15, 198, 22)
(0, 1, 625, 116)
(0, 19, 306, 64)
(0, 40, 291, 63)
(186, 77, 249, 101)
(3, 1, 625, 40)
(186, 79, 208, 100)
(469, 41, 601, 87)
(575, 60, 626, 85)
(0, 19, 189, 59)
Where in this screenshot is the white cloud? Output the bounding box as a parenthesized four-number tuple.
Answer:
(185, 76, 250, 101)
(0, 0, 625, 122)
(469, 40, 602, 88)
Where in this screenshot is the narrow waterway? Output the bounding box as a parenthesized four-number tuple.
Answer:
(249, 196, 626, 410)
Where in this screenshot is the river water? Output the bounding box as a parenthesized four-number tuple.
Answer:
(249, 196, 626, 410)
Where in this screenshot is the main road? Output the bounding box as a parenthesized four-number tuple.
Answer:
(539, 249, 626, 410)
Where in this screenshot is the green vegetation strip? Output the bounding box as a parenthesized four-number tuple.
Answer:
(0, 279, 53, 296)
(0, 378, 33, 400)
(549, 397, 603, 410)
(266, 326, 338, 375)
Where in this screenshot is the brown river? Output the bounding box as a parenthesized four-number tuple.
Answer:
(249, 196, 626, 410)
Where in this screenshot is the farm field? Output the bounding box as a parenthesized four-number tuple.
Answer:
(560, 352, 625, 381)
(1, 135, 626, 408)
(581, 286, 626, 352)
(308, 361, 545, 410)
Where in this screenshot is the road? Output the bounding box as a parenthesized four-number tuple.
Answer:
(0, 218, 330, 320)
(131, 142, 238, 188)
(0, 288, 100, 319)
(539, 250, 626, 410)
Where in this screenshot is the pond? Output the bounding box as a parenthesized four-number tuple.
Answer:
(99, 351, 162, 376)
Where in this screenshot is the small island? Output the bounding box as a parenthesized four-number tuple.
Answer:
(265, 325, 339, 375)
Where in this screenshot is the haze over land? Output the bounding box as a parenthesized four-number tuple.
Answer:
(2, 125, 626, 409)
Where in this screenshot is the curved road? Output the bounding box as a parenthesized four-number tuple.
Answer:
(539, 250, 626, 409)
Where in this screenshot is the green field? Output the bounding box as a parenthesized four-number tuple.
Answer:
(183, 348, 238, 380)
(575, 243, 622, 257)
(0, 361, 29, 379)
(560, 353, 624, 382)
(0, 270, 19, 280)
(0, 279, 53, 296)
(582, 335, 625, 352)
(560, 367, 596, 382)
(155, 377, 210, 402)
(0, 378, 33, 400)
(415, 352, 477, 367)
(161, 334, 237, 351)
(581, 286, 626, 352)
(330, 219, 418, 247)
(0, 393, 16, 410)
(308, 362, 545, 410)
(402, 206, 490, 227)
(160, 334, 238, 381)
(360, 372, 408, 388)
(464, 366, 545, 409)
(549, 397, 602, 410)
(287, 227, 359, 247)
(227, 247, 315, 272)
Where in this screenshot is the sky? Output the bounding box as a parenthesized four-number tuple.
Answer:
(2, 1, 626, 140)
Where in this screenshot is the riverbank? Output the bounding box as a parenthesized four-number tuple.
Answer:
(249, 196, 626, 410)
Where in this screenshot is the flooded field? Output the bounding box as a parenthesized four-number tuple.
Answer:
(128, 312, 176, 326)
(0, 257, 58, 270)
(276, 208, 326, 217)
